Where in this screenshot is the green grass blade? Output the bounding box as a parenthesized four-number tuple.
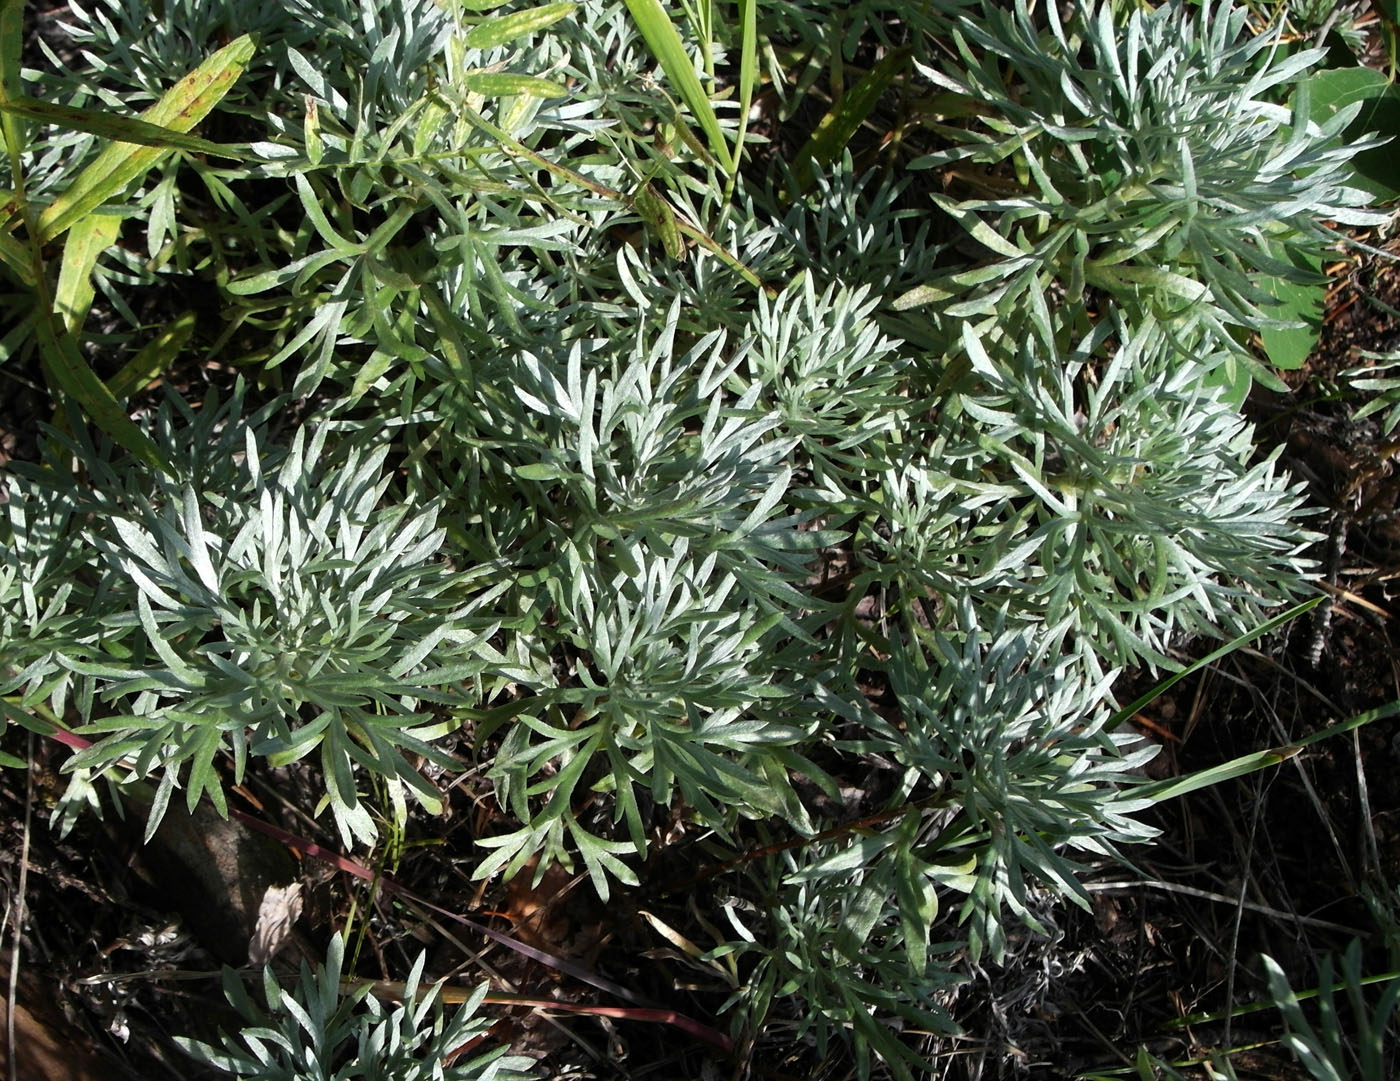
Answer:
(0, 96, 248, 158)
(1110, 598, 1321, 728)
(454, 95, 763, 287)
(37, 34, 254, 245)
(624, 0, 734, 173)
(1140, 699, 1400, 804)
(734, 0, 757, 173)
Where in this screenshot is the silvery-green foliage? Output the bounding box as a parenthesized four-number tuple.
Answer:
(507, 312, 798, 566)
(55, 0, 312, 105)
(741, 276, 909, 491)
(1, 386, 282, 742)
(480, 537, 817, 897)
(717, 837, 965, 1081)
(0, 474, 95, 723)
(750, 160, 946, 307)
(874, 603, 1158, 962)
(909, 0, 1386, 386)
(224, 0, 738, 400)
(1342, 352, 1400, 437)
(23, 392, 514, 847)
(32, 0, 314, 209)
(2, 0, 1368, 1073)
(868, 303, 1316, 668)
(450, 298, 864, 892)
(177, 934, 536, 1081)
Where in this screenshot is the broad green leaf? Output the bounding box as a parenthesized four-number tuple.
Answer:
(464, 1, 576, 49)
(1306, 66, 1400, 202)
(0, 96, 246, 158)
(1259, 245, 1324, 372)
(54, 211, 121, 334)
(790, 48, 909, 194)
(460, 72, 569, 98)
(624, 0, 735, 173)
(37, 34, 255, 244)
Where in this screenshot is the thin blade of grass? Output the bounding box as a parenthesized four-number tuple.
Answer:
(734, 0, 756, 172)
(1109, 598, 1321, 728)
(37, 34, 254, 245)
(624, 0, 735, 173)
(1140, 698, 1400, 803)
(454, 96, 764, 287)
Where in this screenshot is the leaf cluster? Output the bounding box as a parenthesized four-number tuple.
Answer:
(176, 934, 537, 1081)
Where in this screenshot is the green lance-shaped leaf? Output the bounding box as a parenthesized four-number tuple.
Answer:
(460, 72, 569, 98)
(37, 34, 255, 245)
(0, 0, 25, 181)
(633, 180, 683, 259)
(464, 1, 576, 49)
(107, 310, 196, 401)
(0, 96, 247, 158)
(789, 47, 909, 195)
(33, 305, 168, 471)
(53, 211, 121, 334)
(623, 0, 735, 173)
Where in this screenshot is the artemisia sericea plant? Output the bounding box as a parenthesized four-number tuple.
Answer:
(0, 0, 1385, 1076)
